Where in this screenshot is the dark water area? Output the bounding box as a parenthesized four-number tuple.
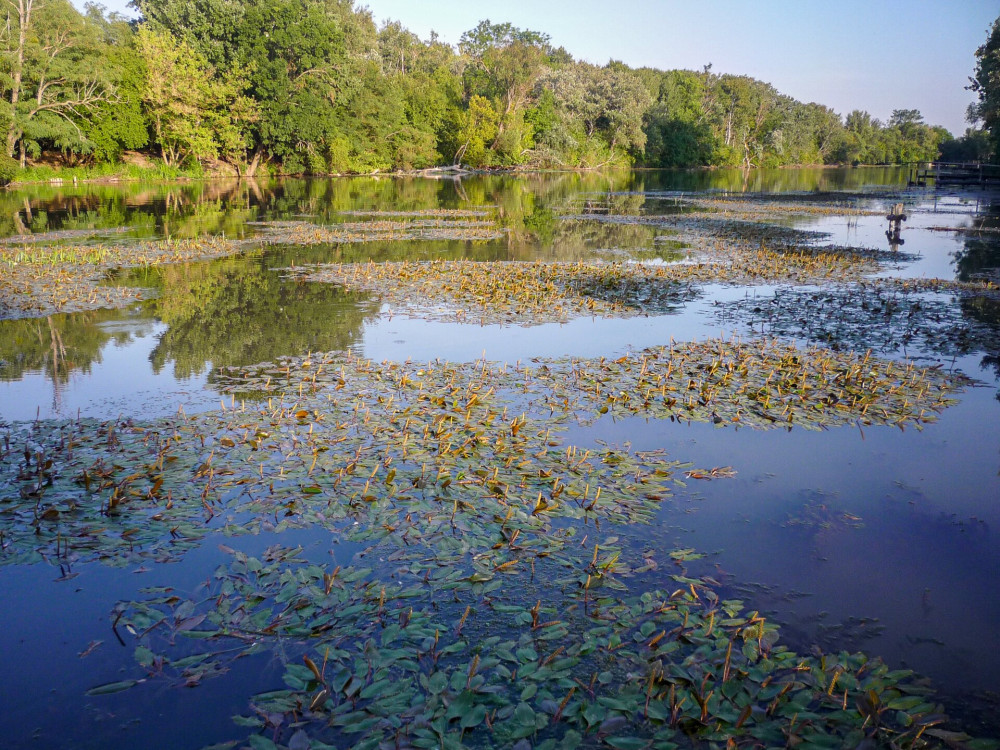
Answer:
(2, 168, 1000, 748)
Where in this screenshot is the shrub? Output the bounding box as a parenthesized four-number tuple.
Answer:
(0, 154, 19, 186)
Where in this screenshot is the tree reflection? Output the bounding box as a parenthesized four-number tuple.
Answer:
(0, 309, 147, 411)
(132, 249, 379, 379)
(953, 204, 1000, 284)
(1, 169, 929, 393)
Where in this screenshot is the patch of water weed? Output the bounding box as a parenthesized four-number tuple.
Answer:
(250, 215, 506, 246)
(0, 211, 508, 321)
(766, 240, 918, 265)
(281, 261, 701, 325)
(0, 201, 891, 322)
(683, 196, 883, 217)
(0, 341, 963, 567)
(564, 211, 832, 247)
(335, 209, 495, 219)
(282, 251, 878, 327)
(115, 542, 998, 750)
(0, 339, 985, 747)
(714, 279, 1000, 359)
(0, 236, 250, 319)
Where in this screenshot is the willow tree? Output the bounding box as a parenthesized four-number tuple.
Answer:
(539, 62, 651, 167)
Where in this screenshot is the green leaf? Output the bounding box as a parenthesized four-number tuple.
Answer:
(461, 704, 488, 729)
(428, 671, 448, 695)
(247, 736, 279, 750)
(85, 679, 138, 696)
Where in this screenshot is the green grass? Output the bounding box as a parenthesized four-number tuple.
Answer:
(11, 161, 206, 185)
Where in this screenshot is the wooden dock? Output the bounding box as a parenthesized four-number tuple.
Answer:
(910, 162, 1000, 189)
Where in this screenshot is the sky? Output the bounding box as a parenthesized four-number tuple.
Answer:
(77, 0, 998, 136)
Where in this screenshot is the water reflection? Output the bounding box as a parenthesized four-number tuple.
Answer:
(122, 250, 379, 379)
(954, 202, 1000, 284)
(0, 167, 912, 241)
(0, 309, 135, 383)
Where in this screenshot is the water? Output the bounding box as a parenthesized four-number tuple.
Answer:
(2, 168, 999, 747)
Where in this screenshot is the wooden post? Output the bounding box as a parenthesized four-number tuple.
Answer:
(886, 203, 905, 250)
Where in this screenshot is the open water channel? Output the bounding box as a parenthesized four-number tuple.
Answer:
(1, 169, 998, 749)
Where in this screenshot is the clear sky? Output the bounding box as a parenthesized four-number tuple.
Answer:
(78, 0, 997, 136)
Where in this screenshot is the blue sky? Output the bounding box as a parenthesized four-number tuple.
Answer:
(78, 0, 997, 136)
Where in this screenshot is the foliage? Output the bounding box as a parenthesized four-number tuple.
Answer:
(77, 8, 149, 162)
(540, 63, 651, 167)
(939, 127, 994, 162)
(0, 2, 967, 173)
(135, 27, 256, 169)
(0, 0, 117, 163)
(0, 154, 18, 185)
(970, 14, 1000, 162)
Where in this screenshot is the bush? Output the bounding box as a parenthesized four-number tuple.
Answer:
(0, 154, 19, 186)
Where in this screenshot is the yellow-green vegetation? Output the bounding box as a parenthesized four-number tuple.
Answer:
(2, 0, 963, 178)
(1, 340, 962, 565)
(283, 250, 877, 326)
(255, 218, 507, 246)
(0, 236, 246, 318)
(680, 196, 884, 218)
(1, 204, 882, 320)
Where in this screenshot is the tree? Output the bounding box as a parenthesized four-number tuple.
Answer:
(0, 0, 117, 163)
(969, 14, 1000, 162)
(840, 109, 878, 164)
(643, 69, 718, 167)
(79, 7, 148, 162)
(446, 94, 499, 166)
(535, 62, 650, 167)
(459, 20, 551, 163)
(136, 26, 256, 169)
(712, 75, 779, 168)
(128, 0, 245, 69)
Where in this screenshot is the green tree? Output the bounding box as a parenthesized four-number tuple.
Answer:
(136, 26, 256, 169)
(459, 20, 551, 164)
(133, 0, 364, 174)
(643, 69, 718, 167)
(0, 0, 117, 164)
(446, 94, 499, 166)
(969, 14, 1000, 162)
(541, 62, 650, 167)
(79, 7, 148, 162)
(711, 75, 779, 168)
(840, 109, 879, 164)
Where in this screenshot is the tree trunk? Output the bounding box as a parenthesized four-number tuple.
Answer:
(6, 0, 35, 159)
(245, 146, 263, 178)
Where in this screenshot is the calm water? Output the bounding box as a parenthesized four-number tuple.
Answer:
(2, 168, 999, 747)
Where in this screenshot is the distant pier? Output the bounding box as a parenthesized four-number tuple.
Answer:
(909, 162, 1000, 189)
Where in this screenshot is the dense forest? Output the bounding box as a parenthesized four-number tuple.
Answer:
(0, 0, 996, 181)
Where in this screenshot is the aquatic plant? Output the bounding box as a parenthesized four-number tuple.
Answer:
(1, 341, 964, 568)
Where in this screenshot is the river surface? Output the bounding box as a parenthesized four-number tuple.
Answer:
(1, 168, 999, 748)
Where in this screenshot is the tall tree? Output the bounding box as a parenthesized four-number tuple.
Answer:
(540, 62, 650, 167)
(459, 20, 550, 164)
(0, 0, 116, 163)
(969, 13, 1000, 162)
(136, 26, 256, 169)
(79, 7, 148, 162)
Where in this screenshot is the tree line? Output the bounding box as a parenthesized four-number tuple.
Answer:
(0, 0, 995, 180)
